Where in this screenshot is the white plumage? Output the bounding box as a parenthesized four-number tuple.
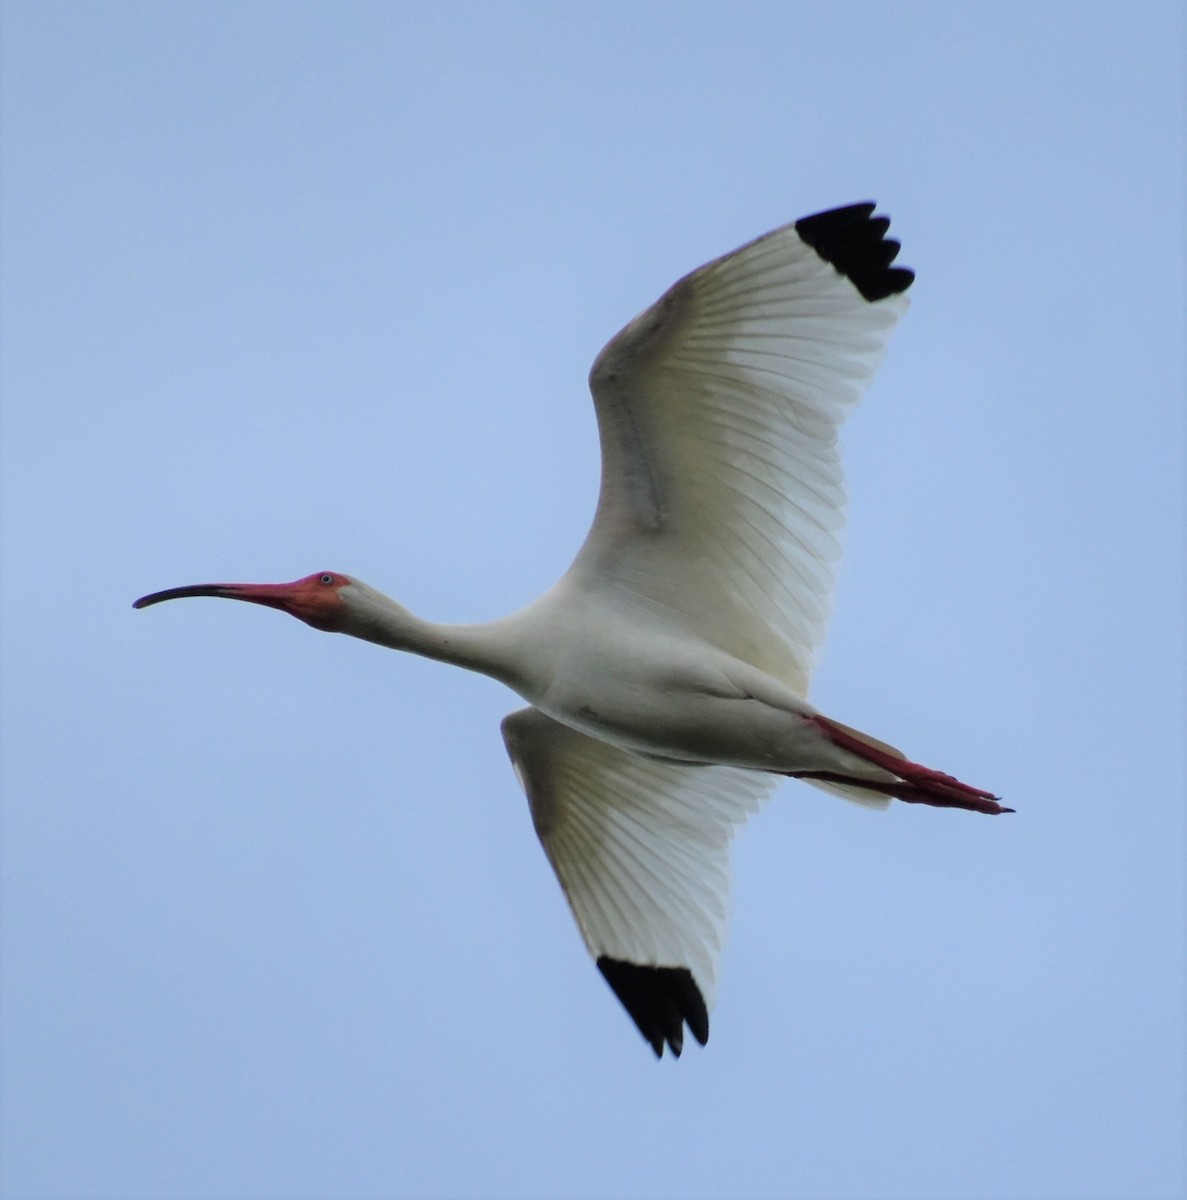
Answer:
(503, 708, 775, 1019)
(136, 203, 1006, 1059)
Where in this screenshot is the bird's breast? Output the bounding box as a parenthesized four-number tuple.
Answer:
(522, 629, 810, 770)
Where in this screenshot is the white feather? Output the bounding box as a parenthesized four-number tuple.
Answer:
(502, 708, 775, 1008)
(568, 222, 909, 697)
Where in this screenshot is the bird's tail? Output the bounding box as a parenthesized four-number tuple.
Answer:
(792, 715, 1012, 815)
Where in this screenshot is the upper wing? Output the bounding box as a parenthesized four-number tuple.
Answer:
(501, 707, 776, 1058)
(566, 203, 913, 697)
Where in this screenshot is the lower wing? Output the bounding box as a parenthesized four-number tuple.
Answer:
(501, 707, 776, 1057)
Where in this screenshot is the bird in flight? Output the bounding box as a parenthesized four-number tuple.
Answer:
(136, 202, 1008, 1058)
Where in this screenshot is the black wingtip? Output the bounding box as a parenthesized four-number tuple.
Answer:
(596, 957, 709, 1059)
(795, 202, 914, 302)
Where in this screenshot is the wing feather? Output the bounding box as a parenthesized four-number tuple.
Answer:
(567, 203, 913, 696)
(502, 708, 775, 1056)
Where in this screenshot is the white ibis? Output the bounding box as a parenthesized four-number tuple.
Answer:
(135, 203, 1007, 1058)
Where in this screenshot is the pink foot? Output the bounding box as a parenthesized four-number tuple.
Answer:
(795, 715, 1013, 816)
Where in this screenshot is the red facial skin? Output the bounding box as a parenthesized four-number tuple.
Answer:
(133, 571, 350, 632)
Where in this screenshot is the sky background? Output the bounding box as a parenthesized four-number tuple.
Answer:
(2, 4, 1184, 1199)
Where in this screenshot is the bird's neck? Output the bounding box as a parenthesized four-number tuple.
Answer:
(344, 589, 523, 685)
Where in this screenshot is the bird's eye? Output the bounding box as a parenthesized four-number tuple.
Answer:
(319, 573, 335, 585)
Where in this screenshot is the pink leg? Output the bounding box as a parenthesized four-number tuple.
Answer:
(794, 715, 1014, 816)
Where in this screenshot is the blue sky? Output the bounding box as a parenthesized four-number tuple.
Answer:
(2, 4, 1183, 1198)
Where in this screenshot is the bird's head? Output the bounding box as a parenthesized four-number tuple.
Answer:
(133, 571, 354, 632)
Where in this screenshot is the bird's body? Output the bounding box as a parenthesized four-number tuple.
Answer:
(136, 203, 1007, 1058)
(358, 578, 824, 767)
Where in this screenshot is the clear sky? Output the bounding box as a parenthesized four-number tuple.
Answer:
(2, 4, 1183, 1198)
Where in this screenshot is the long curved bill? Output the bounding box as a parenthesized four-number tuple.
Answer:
(133, 582, 293, 611)
(133, 574, 348, 631)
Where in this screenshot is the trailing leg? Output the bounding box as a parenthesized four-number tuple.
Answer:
(791, 715, 1013, 816)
